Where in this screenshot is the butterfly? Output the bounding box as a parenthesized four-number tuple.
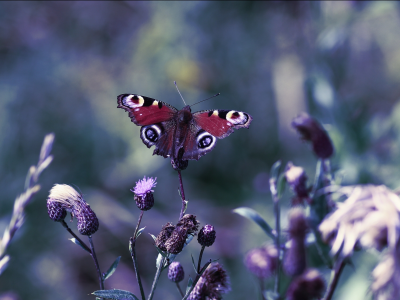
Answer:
(117, 94, 253, 166)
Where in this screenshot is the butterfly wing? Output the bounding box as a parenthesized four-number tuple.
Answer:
(117, 94, 178, 158)
(179, 109, 253, 160)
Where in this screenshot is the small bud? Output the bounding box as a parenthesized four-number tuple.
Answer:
(285, 162, 309, 205)
(155, 222, 175, 251)
(292, 113, 334, 159)
(168, 261, 185, 282)
(286, 269, 325, 300)
(198, 225, 216, 247)
(132, 176, 157, 211)
(283, 208, 308, 277)
(244, 245, 278, 278)
(188, 263, 231, 300)
(47, 184, 99, 235)
(47, 199, 67, 222)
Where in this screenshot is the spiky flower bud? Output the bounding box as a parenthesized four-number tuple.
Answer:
(285, 162, 309, 205)
(198, 224, 216, 247)
(244, 245, 278, 278)
(292, 113, 334, 159)
(188, 263, 231, 300)
(168, 261, 185, 283)
(283, 207, 308, 277)
(131, 176, 157, 211)
(47, 199, 67, 222)
(286, 269, 325, 300)
(155, 222, 175, 251)
(48, 184, 99, 236)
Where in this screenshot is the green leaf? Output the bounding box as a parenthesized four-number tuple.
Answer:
(92, 289, 139, 300)
(69, 238, 90, 253)
(269, 160, 282, 182)
(191, 254, 197, 273)
(186, 277, 193, 294)
(277, 173, 287, 198)
(233, 207, 275, 240)
(149, 233, 157, 242)
(136, 227, 145, 239)
(103, 256, 121, 281)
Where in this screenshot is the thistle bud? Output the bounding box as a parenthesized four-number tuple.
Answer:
(132, 176, 157, 211)
(47, 199, 67, 222)
(286, 269, 325, 300)
(198, 225, 216, 247)
(244, 245, 278, 278)
(168, 261, 185, 283)
(285, 162, 309, 205)
(165, 226, 188, 254)
(47, 184, 99, 236)
(292, 113, 334, 159)
(283, 207, 308, 277)
(155, 222, 175, 251)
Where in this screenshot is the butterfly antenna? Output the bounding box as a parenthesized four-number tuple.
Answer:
(190, 93, 221, 108)
(174, 81, 187, 106)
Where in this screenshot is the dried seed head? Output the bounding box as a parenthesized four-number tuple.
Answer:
(198, 224, 216, 247)
(188, 263, 231, 300)
(244, 245, 278, 278)
(292, 113, 334, 159)
(47, 199, 67, 222)
(177, 214, 200, 235)
(155, 222, 175, 252)
(132, 176, 156, 211)
(47, 184, 99, 235)
(165, 226, 188, 254)
(286, 269, 325, 300)
(168, 261, 185, 283)
(285, 162, 309, 205)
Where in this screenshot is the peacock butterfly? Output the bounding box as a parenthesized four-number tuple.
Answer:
(117, 93, 253, 166)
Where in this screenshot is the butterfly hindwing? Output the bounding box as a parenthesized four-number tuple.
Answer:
(193, 109, 252, 139)
(117, 94, 177, 126)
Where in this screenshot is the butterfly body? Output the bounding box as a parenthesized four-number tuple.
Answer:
(117, 94, 252, 162)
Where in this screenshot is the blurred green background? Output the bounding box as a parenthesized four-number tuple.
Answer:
(1, 1, 400, 299)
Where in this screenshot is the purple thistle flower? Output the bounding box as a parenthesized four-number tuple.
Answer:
(132, 176, 157, 196)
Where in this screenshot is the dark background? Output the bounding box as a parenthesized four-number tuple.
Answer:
(1, 2, 399, 299)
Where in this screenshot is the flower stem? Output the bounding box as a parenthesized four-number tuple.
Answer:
(197, 246, 205, 273)
(177, 170, 186, 220)
(88, 235, 104, 290)
(175, 282, 184, 298)
(259, 277, 267, 300)
(130, 210, 146, 300)
(147, 256, 166, 300)
(60, 220, 91, 253)
(269, 177, 281, 296)
(324, 259, 346, 300)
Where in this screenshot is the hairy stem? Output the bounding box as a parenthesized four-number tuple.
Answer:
(88, 236, 104, 290)
(130, 210, 145, 300)
(178, 170, 186, 220)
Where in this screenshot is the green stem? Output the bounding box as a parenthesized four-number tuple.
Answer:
(130, 210, 146, 300)
(197, 246, 205, 274)
(88, 236, 104, 290)
(60, 220, 91, 253)
(270, 177, 281, 295)
(147, 256, 166, 300)
(324, 259, 346, 300)
(175, 282, 184, 298)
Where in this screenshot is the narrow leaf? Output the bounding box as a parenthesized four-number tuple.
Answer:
(92, 289, 139, 300)
(191, 254, 197, 273)
(149, 233, 157, 242)
(136, 227, 145, 239)
(186, 277, 193, 294)
(270, 160, 281, 182)
(69, 238, 91, 253)
(103, 256, 121, 281)
(277, 174, 286, 198)
(233, 207, 275, 240)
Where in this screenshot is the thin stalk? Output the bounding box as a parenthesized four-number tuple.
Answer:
(197, 246, 205, 273)
(178, 170, 186, 220)
(259, 277, 267, 300)
(60, 220, 91, 253)
(175, 282, 184, 298)
(147, 256, 166, 300)
(324, 259, 346, 300)
(88, 236, 104, 290)
(130, 210, 146, 300)
(269, 177, 281, 295)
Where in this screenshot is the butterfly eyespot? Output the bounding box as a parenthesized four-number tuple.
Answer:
(145, 128, 159, 142)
